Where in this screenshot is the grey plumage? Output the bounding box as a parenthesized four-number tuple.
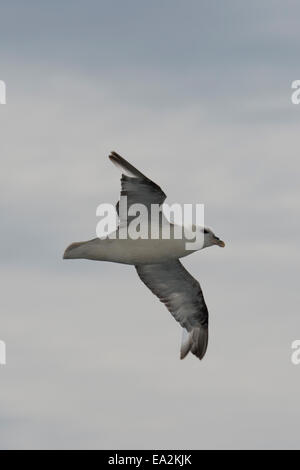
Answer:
(135, 260, 209, 360)
(110, 151, 166, 224)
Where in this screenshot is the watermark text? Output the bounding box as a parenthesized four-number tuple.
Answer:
(0, 80, 6, 104)
(0, 340, 6, 365)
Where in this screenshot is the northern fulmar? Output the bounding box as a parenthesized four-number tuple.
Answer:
(63, 152, 225, 360)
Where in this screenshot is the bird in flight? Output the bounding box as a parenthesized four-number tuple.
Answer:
(63, 152, 225, 360)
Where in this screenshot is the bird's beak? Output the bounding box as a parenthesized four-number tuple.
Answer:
(216, 239, 225, 247)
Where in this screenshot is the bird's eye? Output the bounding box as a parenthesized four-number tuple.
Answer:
(203, 229, 209, 234)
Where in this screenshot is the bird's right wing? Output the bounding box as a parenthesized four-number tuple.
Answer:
(135, 260, 209, 360)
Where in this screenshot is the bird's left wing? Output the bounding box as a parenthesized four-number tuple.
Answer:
(135, 260, 209, 360)
(109, 151, 166, 224)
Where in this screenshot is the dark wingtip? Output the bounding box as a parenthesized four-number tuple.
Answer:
(188, 326, 208, 361)
(108, 151, 146, 178)
(109, 151, 124, 168)
(109, 151, 122, 161)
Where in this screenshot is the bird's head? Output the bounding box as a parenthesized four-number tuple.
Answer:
(201, 227, 225, 248)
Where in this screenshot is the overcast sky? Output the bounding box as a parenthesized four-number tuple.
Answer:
(0, 0, 300, 449)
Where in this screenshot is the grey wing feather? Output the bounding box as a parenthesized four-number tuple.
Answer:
(109, 151, 146, 178)
(135, 260, 209, 360)
(109, 152, 166, 222)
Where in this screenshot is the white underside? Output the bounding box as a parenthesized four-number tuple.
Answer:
(64, 223, 203, 265)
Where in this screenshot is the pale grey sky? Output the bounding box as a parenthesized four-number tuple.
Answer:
(0, 0, 300, 449)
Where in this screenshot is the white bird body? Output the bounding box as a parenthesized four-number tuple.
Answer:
(65, 223, 199, 265)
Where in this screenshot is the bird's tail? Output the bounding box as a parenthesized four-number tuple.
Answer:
(180, 326, 208, 360)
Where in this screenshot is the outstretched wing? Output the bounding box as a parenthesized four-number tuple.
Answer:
(109, 151, 166, 224)
(135, 260, 209, 360)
